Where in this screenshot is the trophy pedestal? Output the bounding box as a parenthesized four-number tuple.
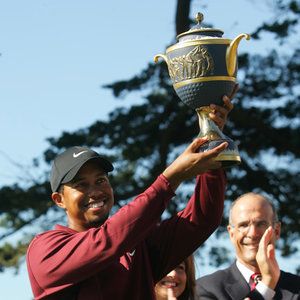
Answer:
(196, 107, 241, 168)
(198, 138, 241, 168)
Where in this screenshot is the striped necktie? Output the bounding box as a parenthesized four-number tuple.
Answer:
(250, 273, 262, 290)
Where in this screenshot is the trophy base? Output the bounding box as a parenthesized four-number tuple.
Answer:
(198, 138, 241, 168)
(196, 106, 241, 168)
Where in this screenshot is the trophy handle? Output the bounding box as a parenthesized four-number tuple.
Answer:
(154, 54, 168, 64)
(226, 33, 250, 76)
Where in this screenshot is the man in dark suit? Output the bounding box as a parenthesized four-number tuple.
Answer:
(196, 193, 300, 299)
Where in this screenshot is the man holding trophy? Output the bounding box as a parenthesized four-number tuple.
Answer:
(26, 11, 249, 300)
(26, 100, 233, 299)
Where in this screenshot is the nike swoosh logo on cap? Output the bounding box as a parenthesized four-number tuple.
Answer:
(73, 150, 89, 158)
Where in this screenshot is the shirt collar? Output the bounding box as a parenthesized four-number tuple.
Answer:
(235, 260, 254, 284)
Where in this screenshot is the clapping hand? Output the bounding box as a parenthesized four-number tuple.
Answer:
(256, 226, 280, 289)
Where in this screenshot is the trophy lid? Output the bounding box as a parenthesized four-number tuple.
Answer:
(177, 12, 224, 42)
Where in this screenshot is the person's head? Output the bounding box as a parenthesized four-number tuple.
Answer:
(155, 255, 196, 300)
(227, 192, 281, 271)
(50, 146, 114, 232)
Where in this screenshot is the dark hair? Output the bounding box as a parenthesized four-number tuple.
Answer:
(57, 185, 64, 194)
(178, 255, 196, 300)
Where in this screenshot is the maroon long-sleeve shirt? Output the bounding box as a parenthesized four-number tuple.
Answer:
(26, 170, 226, 299)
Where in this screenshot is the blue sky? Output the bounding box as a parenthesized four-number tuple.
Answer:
(0, 0, 291, 299)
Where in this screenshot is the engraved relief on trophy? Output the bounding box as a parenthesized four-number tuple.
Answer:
(168, 45, 214, 83)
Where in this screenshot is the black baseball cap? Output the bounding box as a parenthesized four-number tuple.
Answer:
(50, 146, 114, 192)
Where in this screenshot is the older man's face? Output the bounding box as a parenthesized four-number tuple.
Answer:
(227, 195, 280, 271)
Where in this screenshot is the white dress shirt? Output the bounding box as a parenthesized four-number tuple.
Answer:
(236, 260, 275, 300)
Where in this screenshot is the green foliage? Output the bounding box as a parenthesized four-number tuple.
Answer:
(0, 183, 52, 239)
(0, 242, 28, 273)
(208, 246, 231, 267)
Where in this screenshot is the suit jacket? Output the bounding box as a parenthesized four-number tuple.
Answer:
(196, 262, 300, 300)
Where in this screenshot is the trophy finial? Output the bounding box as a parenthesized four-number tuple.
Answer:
(195, 12, 204, 24)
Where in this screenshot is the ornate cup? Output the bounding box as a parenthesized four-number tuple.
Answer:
(154, 12, 250, 167)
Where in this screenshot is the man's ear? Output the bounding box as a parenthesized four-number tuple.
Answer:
(51, 192, 66, 209)
(227, 224, 234, 241)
